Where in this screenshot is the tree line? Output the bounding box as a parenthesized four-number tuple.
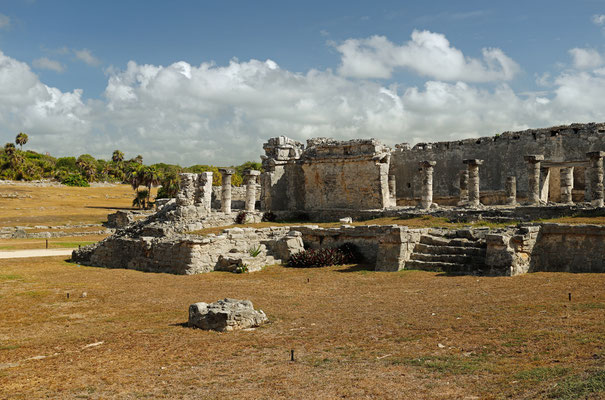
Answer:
(1, 133, 262, 209)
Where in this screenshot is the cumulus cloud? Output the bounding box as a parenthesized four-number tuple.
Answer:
(74, 48, 100, 66)
(2, 44, 605, 166)
(0, 50, 90, 150)
(32, 57, 65, 73)
(335, 30, 520, 82)
(569, 48, 603, 69)
(0, 13, 10, 30)
(592, 14, 605, 25)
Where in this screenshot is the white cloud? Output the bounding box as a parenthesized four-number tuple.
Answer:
(74, 48, 100, 66)
(0, 50, 90, 152)
(32, 57, 65, 73)
(0, 13, 10, 30)
(592, 14, 605, 25)
(335, 30, 520, 82)
(2, 43, 605, 166)
(569, 47, 603, 69)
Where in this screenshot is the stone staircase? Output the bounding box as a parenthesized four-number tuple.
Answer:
(405, 229, 487, 274)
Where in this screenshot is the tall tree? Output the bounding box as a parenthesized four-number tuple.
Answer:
(112, 150, 124, 164)
(15, 132, 28, 150)
(4, 142, 16, 156)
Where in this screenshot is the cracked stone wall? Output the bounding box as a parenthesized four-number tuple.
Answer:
(391, 123, 605, 201)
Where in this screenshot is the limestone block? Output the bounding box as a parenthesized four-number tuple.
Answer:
(188, 299, 268, 332)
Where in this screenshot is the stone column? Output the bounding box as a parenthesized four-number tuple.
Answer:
(524, 155, 544, 205)
(505, 176, 517, 206)
(587, 151, 605, 207)
(219, 168, 234, 213)
(244, 169, 261, 212)
(419, 161, 436, 209)
(194, 172, 213, 212)
(585, 168, 591, 202)
(176, 173, 196, 206)
(388, 174, 397, 206)
(458, 170, 469, 205)
(463, 159, 483, 207)
(560, 167, 574, 205)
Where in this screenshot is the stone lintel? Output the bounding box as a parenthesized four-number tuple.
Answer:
(419, 160, 436, 168)
(463, 159, 484, 166)
(524, 154, 544, 163)
(244, 169, 261, 176)
(218, 168, 235, 175)
(587, 151, 605, 159)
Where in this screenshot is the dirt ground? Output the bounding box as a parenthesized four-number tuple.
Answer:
(0, 258, 603, 399)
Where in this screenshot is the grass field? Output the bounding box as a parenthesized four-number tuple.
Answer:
(0, 257, 603, 399)
(1, 184, 604, 398)
(0, 183, 143, 228)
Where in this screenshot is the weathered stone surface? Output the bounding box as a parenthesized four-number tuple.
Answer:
(188, 299, 268, 331)
(391, 123, 605, 201)
(261, 137, 392, 211)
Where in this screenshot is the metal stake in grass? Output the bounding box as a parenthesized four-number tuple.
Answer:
(45, 239, 48, 249)
(568, 292, 572, 301)
(290, 349, 295, 362)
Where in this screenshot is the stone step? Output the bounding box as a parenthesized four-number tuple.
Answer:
(413, 243, 487, 256)
(404, 259, 485, 273)
(419, 235, 485, 248)
(409, 252, 485, 264)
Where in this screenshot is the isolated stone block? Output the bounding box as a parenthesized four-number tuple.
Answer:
(188, 298, 268, 332)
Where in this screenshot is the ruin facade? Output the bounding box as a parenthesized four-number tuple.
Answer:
(391, 123, 605, 205)
(261, 137, 394, 211)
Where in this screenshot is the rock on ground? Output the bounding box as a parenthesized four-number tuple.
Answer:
(188, 298, 268, 331)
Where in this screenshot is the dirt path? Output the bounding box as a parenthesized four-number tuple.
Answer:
(0, 248, 74, 259)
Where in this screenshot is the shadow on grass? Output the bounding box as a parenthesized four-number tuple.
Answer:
(85, 206, 139, 211)
(170, 322, 189, 328)
(336, 264, 374, 273)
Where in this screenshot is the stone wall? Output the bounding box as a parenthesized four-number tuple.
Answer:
(261, 137, 393, 211)
(529, 223, 605, 273)
(391, 123, 605, 200)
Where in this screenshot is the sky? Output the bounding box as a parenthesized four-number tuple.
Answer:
(1, 1, 605, 166)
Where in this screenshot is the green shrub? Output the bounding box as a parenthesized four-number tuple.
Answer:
(61, 173, 89, 187)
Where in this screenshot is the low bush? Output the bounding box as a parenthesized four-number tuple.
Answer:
(261, 211, 276, 222)
(61, 173, 89, 187)
(287, 243, 360, 268)
(236, 211, 247, 224)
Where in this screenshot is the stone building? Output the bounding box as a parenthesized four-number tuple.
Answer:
(261, 136, 395, 211)
(391, 122, 605, 205)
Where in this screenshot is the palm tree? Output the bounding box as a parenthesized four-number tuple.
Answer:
(132, 189, 148, 209)
(112, 150, 124, 164)
(4, 143, 16, 156)
(15, 133, 28, 150)
(126, 163, 144, 192)
(141, 166, 161, 206)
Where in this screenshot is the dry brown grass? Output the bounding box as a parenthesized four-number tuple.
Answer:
(1, 258, 603, 399)
(540, 216, 605, 225)
(0, 235, 108, 251)
(0, 184, 149, 227)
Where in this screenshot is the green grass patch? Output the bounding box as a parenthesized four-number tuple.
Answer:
(16, 290, 48, 298)
(0, 274, 22, 281)
(0, 245, 16, 250)
(514, 366, 570, 382)
(548, 369, 605, 399)
(390, 354, 487, 375)
(53, 241, 96, 248)
(0, 345, 19, 351)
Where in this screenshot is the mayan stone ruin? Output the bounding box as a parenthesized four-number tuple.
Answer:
(72, 122, 605, 276)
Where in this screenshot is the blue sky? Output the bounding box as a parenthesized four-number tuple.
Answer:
(1, 1, 605, 165)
